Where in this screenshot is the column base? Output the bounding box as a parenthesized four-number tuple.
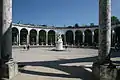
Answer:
(0, 59, 18, 80)
(92, 62, 120, 80)
(36, 44, 39, 46)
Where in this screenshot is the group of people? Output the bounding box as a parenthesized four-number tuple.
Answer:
(23, 44, 30, 50)
(22, 42, 120, 51)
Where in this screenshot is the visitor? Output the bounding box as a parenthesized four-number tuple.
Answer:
(27, 44, 30, 50)
(23, 45, 26, 49)
(65, 44, 68, 49)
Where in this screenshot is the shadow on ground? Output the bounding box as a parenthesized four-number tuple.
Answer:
(18, 48, 120, 80)
(18, 56, 97, 80)
(111, 48, 120, 64)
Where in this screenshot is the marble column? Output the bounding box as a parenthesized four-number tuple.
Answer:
(17, 34, 19, 45)
(1, 0, 12, 60)
(82, 32, 85, 44)
(98, 0, 111, 62)
(92, 0, 117, 80)
(36, 31, 39, 45)
(92, 31, 94, 44)
(27, 32, 29, 45)
(18, 31, 20, 46)
(0, 0, 18, 79)
(46, 32, 48, 45)
(0, 0, 2, 60)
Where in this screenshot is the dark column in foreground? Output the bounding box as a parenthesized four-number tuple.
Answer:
(1, 0, 12, 62)
(98, 0, 111, 63)
(0, 0, 2, 60)
(0, 0, 18, 79)
(92, 0, 119, 80)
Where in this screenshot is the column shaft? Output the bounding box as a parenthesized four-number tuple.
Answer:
(0, 1, 18, 79)
(92, 1, 117, 80)
(82, 32, 85, 43)
(18, 32, 20, 46)
(1, 0, 12, 60)
(36, 31, 39, 45)
(98, 0, 111, 61)
(0, 0, 2, 59)
(92, 31, 94, 44)
(17, 34, 19, 45)
(73, 31, 75, 45)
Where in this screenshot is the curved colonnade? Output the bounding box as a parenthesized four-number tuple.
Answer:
(12, 23, 120, 47)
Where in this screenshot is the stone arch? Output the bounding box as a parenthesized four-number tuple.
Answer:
(94, 29, 99, 43)
(39, 30, 46, 45)
(29, 29, 37, 45)
(75, 30, 83, 45)
(61, 34, 65, 45)
(12, 27, 19, 45)
(48, 30, 55, 45)
(114, 26, 120, 43)
(20, 28, 28, 45)
(84, 29, 92, 46)
(65, 30, 73, 45)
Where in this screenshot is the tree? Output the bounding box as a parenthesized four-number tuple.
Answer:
(74, 23, 79, 28)
(111, 16, 120, 25)
(67, 26, 73, 28)
(90, 23, 94, 26)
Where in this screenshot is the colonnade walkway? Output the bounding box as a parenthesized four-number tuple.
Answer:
(12, 47, 120, 80)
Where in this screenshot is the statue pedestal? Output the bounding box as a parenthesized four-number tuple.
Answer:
(0, 59, 18, 80)
(56, 41, 64, 51)
(92, 62, 120, 80)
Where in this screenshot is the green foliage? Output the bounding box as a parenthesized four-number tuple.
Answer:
(67, 26, 73, 28)
(111, 16, 120, 25)
(74, 23, 79, 28)
(90, 23, 94, 26)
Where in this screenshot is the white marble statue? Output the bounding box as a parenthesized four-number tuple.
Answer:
(56, 34, 64, 50)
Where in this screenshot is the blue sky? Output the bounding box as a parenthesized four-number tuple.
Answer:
(13, 0, 120, 27)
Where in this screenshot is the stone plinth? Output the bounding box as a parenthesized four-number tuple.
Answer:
(56, 41, 64, 51)
(92, 62, 120, 80)
(0, 59, 18, 80)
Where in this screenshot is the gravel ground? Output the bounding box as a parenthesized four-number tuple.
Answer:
(12, 47, 120, 80)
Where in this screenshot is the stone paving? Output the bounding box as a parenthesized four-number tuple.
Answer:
(12, 47, 120, 80)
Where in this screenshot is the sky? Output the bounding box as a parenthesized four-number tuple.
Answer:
(13, 0, 120, 27)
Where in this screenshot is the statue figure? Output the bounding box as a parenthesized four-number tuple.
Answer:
(57, 34, 62, 42)
(55, 34, 64, 50)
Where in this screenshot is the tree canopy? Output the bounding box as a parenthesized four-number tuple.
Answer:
(74, 23, 79, 28)
(111, 16, 120, 25)
(90, 23, 94, 26)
